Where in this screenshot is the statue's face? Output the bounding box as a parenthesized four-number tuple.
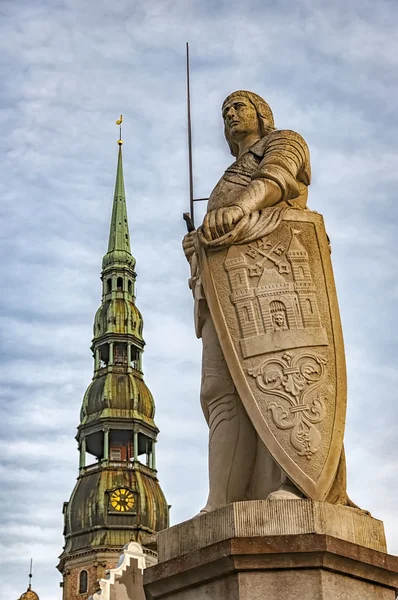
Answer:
(273, 314, 286, 328)
(222, 96, 259, 141)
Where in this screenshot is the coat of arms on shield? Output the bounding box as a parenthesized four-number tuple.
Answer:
(199, 209, 347, 501)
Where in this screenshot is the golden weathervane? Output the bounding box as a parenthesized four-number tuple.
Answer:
(116, 114, 123, 145)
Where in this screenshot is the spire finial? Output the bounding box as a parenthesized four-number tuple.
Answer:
(102, 128, 133, 269)
(28, 558, 33, 590)
(116, 114, 123, 145)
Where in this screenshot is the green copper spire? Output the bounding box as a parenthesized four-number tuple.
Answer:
(58, 121, 169, 585)
(108, 144, 129, 253)
(102, 142, 135, 270)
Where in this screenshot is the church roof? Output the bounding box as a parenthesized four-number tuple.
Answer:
(287, 229, 307, 255)
(60, 468, 168, 556)
(226, 245, 247, 262)
(102, 144, 135, 270)
(80, 371, 156, 426)
(258, 267, 287, 287)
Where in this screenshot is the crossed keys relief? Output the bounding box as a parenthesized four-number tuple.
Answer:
(248, 351, 327, 459)
(245, 237, 290, 275)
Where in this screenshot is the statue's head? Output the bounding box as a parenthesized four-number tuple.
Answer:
(273, 313, 286, 329)
(222, 91, 275, 157)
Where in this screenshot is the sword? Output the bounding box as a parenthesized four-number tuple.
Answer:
(183, 42, 208, 233)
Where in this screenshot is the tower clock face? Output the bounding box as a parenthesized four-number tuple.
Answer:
(110, 488, 135, 512)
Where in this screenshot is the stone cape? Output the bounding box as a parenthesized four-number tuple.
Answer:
(198, 208, 346, 501)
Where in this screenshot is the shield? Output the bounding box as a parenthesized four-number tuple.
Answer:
(198, 209, 347, 501)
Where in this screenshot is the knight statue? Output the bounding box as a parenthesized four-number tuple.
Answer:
(183, 90, 359, 513)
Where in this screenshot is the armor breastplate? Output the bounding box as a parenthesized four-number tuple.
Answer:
(207, 150, 261, 211)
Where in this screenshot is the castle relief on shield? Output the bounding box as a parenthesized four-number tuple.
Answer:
(225, 228, 328, 357)
(225, 228, 329, 460)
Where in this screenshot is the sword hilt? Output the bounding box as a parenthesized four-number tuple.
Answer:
(183, 212, 195, 233)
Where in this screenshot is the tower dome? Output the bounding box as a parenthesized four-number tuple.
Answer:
(18, 586, 39, 600)
(81, 371, 156, 424)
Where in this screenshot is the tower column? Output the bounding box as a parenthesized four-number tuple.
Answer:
(134, 430, 139, 462)
(109, 342, 114, 365)
(146, 439, 150, 467)
(103, 429, 109, 460)
(152, 440, 157, 471)
(79, 438, 86, 469)
(94, 348, 100, 371)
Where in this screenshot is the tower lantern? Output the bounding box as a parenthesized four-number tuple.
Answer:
(57, 127, 168, 600)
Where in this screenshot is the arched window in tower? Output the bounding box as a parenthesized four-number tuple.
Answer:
(130, 346, 140, 370)
(107, 278, 112, 293)
(117, 276, 123, 291)
(128, 279, 132, 294)
(242, 306, 251, 323)
(99, 343, 109, 367)
(235, 273, 242, 286)
(79, 569, 88, 594)
(306, 298, 313, 314)
(270, 300, 289, 331)
(145, 438, 154, 468)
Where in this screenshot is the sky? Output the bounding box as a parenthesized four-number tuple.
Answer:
(0, 0, 397, 598)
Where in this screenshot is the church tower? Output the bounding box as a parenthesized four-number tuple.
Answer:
(57, 132, 169, 599)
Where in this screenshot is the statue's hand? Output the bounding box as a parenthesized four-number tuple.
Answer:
(182, 232, 196, 262)
(203, 206, 244, 241)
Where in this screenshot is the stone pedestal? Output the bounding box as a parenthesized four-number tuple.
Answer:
(144, 500, 398, 600)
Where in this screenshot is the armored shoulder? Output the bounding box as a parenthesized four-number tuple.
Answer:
(252, 129, 311, 202)
(265, 129, 310, 182)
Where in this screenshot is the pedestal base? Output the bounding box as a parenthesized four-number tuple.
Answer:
(144, 501, 398, 600)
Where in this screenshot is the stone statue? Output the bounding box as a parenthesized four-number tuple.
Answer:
(183, 91, 357, 513)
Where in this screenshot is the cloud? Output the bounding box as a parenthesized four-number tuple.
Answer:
(1, 0, 397, 598)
